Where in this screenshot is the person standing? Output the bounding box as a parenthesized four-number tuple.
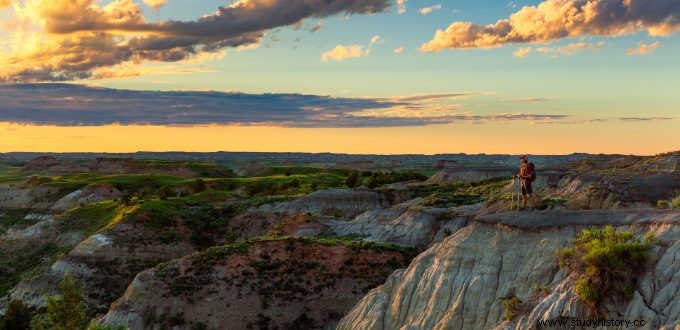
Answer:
(515, 155, 536, 211)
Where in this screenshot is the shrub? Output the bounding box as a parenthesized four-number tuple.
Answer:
(0, 300, 33, 330)
(501, 296, 522, 320)
(670, 196, 680, 209)
(87, 324, 128, 330)
(367, 175, 378, 189)
(443, 228, 453, 238)
(193, 179, 207, 194)
(657, 200, 669, 209)
(555, 225, 656, 312)
(32, 274, 88, 330)
(346, 170, 359, 188)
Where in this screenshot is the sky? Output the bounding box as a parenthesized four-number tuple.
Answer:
(0, 0, 678, 155)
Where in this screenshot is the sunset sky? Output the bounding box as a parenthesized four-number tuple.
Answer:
(0, 0, 678, 154)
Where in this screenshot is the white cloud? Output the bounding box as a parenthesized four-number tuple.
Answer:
(370, 35, 381, 45)
(394, 46, 405, 54)
(419, 4, 442, 15)
(396, 0, 407, 14)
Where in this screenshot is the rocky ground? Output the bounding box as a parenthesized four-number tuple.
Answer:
(0, 152, 678, 329)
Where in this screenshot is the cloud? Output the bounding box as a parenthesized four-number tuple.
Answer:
(389, 92, 490, 102)
(0, 0, 11, 9)
(531, 116, 674, 125)
(321, 45, 368, 61)
(394, 46, 405, 54)
(396, 0, 407, 14)
(514, 41, 604, 58)
(513, 47, 532, 58)
(534, 41, 605, 56)
(619, 116, 673, 121)
(310, 22, 323, 33)
(321, 35, 381, 61)
(0, 84, 566, 128)
(0, 0, 390, 82)
(420, 0, 680, 51)
(419, 4, 441, 15)
(626, 41, 661, 55)
(143, 0, 167, 11)
(506, 97, 547, 103)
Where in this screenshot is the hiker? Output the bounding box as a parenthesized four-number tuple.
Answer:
(515, 155, 536, 211)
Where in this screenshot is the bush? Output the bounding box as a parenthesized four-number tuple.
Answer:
(0, 300, 33, 330)
(87, 324, 128, 330)
(346, 170, 359, 188)
(555, 225, 656, 312)
(501, 296, 522, 320)
(670, 196, 680, 209)
(32, 274, 88, 330)
(657, 200, 669, 209)
(193, 179, 207, 194)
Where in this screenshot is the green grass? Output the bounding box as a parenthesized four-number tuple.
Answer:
(57, 201, 122, 236)
(0, 165, 34, 185)
(555, 225, 656, 312)
(255, 166, 350, 177)
(411, 177, 510, 208)
(0, 202, 124, 296)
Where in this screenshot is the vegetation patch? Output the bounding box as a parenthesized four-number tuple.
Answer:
(411, 177, 509, 207)
(501, 296, 522, 321)
(555, 225, 657, 312)
(345, 170, 427, 188)
(670, 195, 680, 209)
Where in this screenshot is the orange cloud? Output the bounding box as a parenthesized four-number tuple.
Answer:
(513, 47, 532, 58)
(143, 0, 167, 11)
(321, 45, 367, 61)
(421, 0, 680, 51)
(0, 0, 390, 82)
(626, 41, 661, 55)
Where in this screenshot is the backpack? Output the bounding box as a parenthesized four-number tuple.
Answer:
(529, 162, 536, 181)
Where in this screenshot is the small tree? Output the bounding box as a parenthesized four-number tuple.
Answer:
(346, 170, 359, 188)
(193, 179, 207, 193)
(119, 193, 133, 206)
(0, 300, 32, 330)
(367, 175, 378, 189)
(32, 274, 88, 330)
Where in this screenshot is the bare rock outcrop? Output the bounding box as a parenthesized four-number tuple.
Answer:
(50, 185, 122, 212)
(283, 188, 390, 219)
(325, 200, 480, 248)
(337, 210, 680, 330)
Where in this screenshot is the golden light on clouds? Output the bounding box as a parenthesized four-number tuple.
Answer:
(421, 0, 680, 51)
(0, 0, 390, 82)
